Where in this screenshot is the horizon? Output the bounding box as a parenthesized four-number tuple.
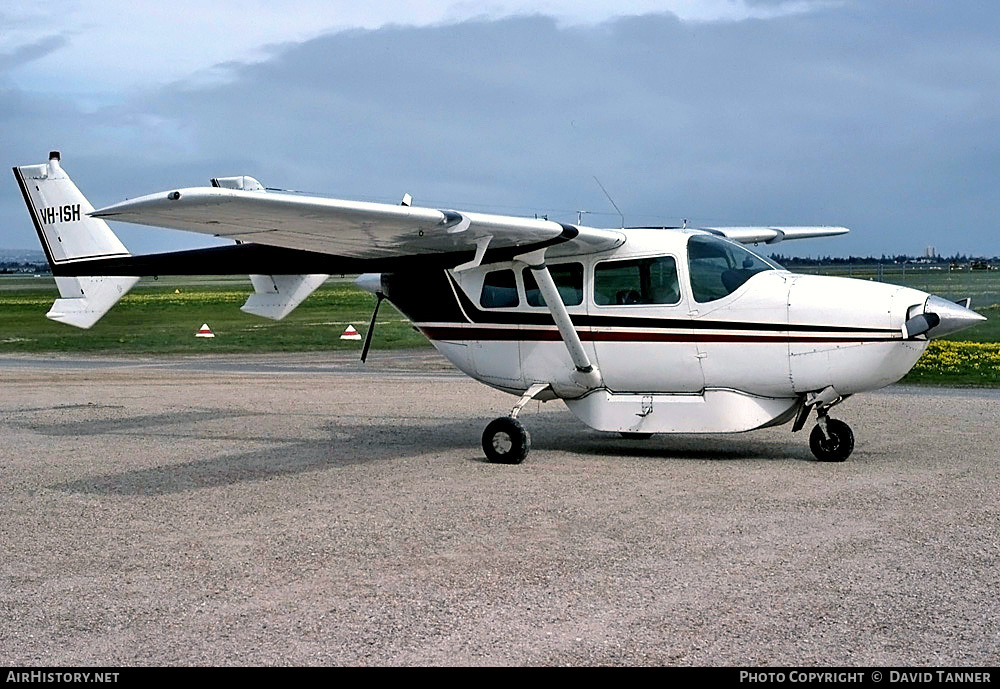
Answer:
(5, 244, 1000, 263)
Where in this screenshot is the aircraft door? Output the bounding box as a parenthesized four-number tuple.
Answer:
(589, 255, 705, 393)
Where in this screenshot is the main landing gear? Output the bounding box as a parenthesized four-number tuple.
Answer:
(482, 417, 531, 464)
(793, 387, 855, 462)
(482, 383, 549, 464)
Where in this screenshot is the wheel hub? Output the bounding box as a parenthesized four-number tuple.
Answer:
(492, 432, 513, 454)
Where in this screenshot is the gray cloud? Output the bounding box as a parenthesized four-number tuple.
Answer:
(0, 35, 69, 72)
(3, 5, 999, 258)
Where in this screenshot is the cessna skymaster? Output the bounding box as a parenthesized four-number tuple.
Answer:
(14, 152, 986, 463)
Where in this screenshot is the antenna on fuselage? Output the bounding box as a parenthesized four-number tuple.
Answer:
(593, 176, 624, 229)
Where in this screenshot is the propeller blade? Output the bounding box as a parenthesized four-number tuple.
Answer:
(360, 292, 385, 363)
(902, 312, 940, 339)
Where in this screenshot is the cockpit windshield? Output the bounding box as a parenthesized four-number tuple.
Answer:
(687, 234, 782, 303)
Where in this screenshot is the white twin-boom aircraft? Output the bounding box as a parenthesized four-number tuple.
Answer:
(13, 152, 986, 463)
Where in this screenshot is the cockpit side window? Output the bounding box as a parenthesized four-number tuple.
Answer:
(594, 256, 680, 306)
(687, 234, 777, 303)
(480, 269, 519, 308)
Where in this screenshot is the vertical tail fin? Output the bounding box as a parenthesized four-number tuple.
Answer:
(14, 151, 130, 264)
(13, 152, 139, 328)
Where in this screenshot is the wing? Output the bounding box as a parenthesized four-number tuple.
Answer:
(91, 187, 624, 260)
(704, 226, 849, 244)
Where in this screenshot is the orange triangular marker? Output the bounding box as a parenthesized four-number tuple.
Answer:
(196, 323, 215, 338)
(340, 324, 362, 340)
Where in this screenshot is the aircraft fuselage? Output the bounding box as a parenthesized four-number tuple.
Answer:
(373, 229, 946, 434)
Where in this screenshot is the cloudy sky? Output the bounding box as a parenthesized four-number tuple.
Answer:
(1, 1, 997, 257)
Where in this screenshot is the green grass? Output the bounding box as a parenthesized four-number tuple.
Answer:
(0, 275, 427, 354)
(901, 340, 1000, 386)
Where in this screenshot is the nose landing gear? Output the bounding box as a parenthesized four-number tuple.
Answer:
(808, 414, 854, 462)
(793, 386, 855, 462)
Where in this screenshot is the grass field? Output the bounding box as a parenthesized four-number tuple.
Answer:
(903, 340, 1000, 386)
(0, 275, 426, 354)
(1, 271, 997, 385)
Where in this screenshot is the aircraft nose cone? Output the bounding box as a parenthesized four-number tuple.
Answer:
(924, 295, 987, 339)
(354, 273, 383, 295)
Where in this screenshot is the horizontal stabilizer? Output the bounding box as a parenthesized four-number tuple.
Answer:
(48, 276, 140, 329)
(241, 274, 328, 320)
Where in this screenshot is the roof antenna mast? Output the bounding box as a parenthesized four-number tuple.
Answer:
(593, 176, 624, 229)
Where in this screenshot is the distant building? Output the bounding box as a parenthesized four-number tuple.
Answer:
(925, 245, 937, 259)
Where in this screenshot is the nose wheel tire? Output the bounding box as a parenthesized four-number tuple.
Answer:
(809, 418, 854, 462)
(483, 417, 530, 464)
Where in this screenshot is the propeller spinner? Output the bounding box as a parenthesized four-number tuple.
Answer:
(904, 295, 986, 339)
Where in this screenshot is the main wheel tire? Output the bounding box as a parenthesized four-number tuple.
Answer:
(809, 418, 854, 462)
(482, 417, 530, 464)
(620, 432, 653, 440)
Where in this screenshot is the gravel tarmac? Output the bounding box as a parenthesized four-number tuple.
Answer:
(0, 351, 997, 666)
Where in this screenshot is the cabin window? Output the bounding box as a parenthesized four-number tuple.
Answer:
(522, 263, 584, 307)
(480, 269, 519, 308)
(594, 256, 680, 306)
(687, 234, 777, 303)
